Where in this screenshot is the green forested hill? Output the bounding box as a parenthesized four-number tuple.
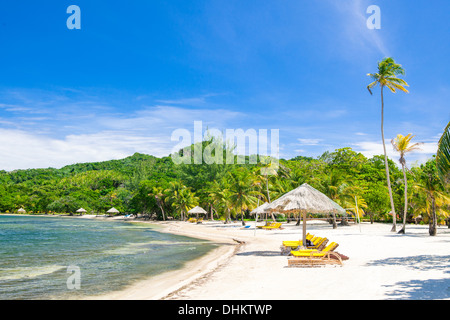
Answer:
(0, 145, 448, 228)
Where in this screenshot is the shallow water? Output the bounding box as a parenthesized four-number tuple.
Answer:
(0, 215, 217, 300)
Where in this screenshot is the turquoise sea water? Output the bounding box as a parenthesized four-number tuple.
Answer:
(0, 215, 217, 300)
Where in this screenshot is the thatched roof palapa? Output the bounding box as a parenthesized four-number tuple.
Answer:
(265, 183, 346, 246)
(188, 206, 207, 214)
(266, 183, 345, 215)
(250, 202, 270, 215)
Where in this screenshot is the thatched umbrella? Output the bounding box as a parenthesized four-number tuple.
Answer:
(76, 208, 87, 215)
(107, 207, 120, 216)
(250, 202, 270, 214)
(188, 206, 207, 219)
(265, 183, 346, 246)
(17, 208, 26, 214)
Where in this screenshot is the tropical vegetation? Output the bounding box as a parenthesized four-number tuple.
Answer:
(1, 139, 448, 235)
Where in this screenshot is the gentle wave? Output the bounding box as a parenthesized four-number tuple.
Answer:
(0, 265, 65, 281)
(103, 245, 152, 256)
(101, 240, 205, 255)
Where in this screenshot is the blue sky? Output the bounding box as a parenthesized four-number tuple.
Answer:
(0, 0, 449, 170)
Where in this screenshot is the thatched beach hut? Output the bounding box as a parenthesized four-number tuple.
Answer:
(17, 208, 26, 214)
(250, 202, 271, 224)
(265, 183, 346, 245)
(76, 208, 87, 215)
(107, 207, 120, 216)
(188, 206, 207, 219)
(250, 202, 270, 215)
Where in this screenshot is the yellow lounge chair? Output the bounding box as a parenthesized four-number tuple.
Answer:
(280, 234, 316, 255)
(307, 237, 329, 250)
(257, 221, 276, 229)
(283, 233, 317, 248)
(288, 242, 343, 267)
(282, 235, 326, 252)
(281, 233, 312, 249)
(290, 242, 338, 256)
(187, 218, 197, 223)
(262, 222, 282, 230)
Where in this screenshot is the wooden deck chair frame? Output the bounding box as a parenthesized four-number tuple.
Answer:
(287, 251, 343, 267)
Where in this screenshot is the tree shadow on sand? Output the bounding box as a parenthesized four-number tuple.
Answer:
(366, 255, 450, 300)
(383, 278, 450, 300)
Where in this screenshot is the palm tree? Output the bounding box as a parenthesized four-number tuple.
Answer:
(436, 121, 450, 184)
(207, 180, 223, 221)
(171, 187, 198, 221)
(391, 134, 422, 234)
(367, 57, 410, 232)
(253, 161, 278, 221)
(341, 194, 368, 223)
(166, 181, 198, 221)
(414, 160, 450, 236)
(149, 186, 167, 221)
(220, 189, 235, 224)
(312, 169, 346, 228)
(227, 168, 261, 226)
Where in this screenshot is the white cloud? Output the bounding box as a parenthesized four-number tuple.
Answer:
(326, 0, 390, 57)
(298, 138, 323, 146)
(0, 105, 247, 171)
(352, 140, 438, 165)
(0, 129, 168, 171)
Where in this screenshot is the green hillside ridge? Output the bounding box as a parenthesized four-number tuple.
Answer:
(0, 146, 448, 230)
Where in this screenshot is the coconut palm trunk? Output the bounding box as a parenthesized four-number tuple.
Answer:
(157, 200, 166, 221)
(391, 133, 422, 234)
(266, 177, 277, 222)
(380, 86, 397, 232)
(367, 58, 409, 232)
(429, 195, 437, 236)
(398, 161, 408, 233)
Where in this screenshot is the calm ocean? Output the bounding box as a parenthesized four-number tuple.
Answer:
(0, 215, 217, 300)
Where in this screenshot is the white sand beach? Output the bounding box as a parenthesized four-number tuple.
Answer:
(93, 219, 450, 300)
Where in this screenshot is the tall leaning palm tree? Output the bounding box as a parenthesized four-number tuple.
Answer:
(367, 57, 410, 232)
(391, 134, 422, 234)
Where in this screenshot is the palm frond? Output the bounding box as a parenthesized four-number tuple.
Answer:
(387, 82, 409, 93)
(436, 121, 450, 183)
(367, 80, 378, 95)
(386, 76, 409, 86)
(385, 84, 397, 93)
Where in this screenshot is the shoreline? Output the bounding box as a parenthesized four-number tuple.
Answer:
(2, 214, 450, 300)
(1, 214, 243, 300)
(87, 220, 246, 300)
(110, 220, 450, 300)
